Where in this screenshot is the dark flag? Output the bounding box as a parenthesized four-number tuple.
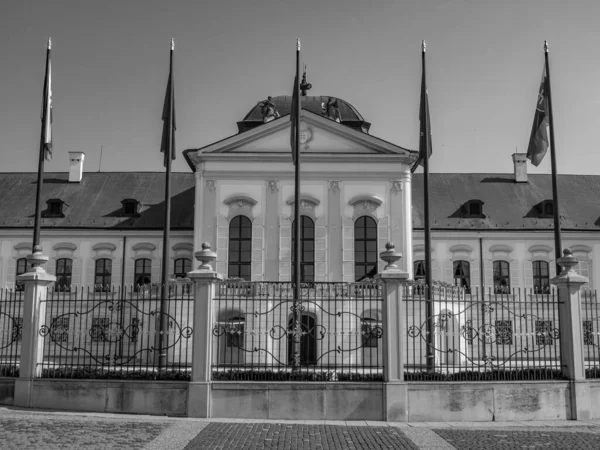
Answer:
(160, 39, 176, 167)
(41, 38, 52, 161)
(290, 73, 299, 165)
(526, 66, 550, 167)
(418, 55, 432, 166)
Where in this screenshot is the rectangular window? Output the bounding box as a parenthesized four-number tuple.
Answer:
(493, 261, 510, 294)
(532, 261, 550, 294)
(91, 317, 109, 342)
(535, 320, 553, 346)
(50, 317, 70, 343)
(453, 260, 471, 294)
(15, 258, 27, 291)
(583, 320, 594, 346)
(495, 320, 513, 345)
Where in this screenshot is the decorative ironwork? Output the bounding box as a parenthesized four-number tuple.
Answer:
(212, 281, 384, 380)
(0, 289, 24, 377)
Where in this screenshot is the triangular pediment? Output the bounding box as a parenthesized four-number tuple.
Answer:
(188, 110, 415, 158)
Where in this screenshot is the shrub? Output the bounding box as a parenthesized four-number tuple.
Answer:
(40, 367, 191, 381)
(0, 365, 19, 377)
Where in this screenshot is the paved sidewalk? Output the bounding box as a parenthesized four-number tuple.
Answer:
(1, 407, 600, 449)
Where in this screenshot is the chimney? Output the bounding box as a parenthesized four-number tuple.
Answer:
(68, 152, 85, 183)
(512, 153, 528, 183)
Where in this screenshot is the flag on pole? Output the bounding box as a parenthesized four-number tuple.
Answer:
(526, 66, 550, 167)
(41, 38, 52, 161)
(418, 50, 432, 167)
(290, 73, 299, 165)
(160, 39, 176, 168)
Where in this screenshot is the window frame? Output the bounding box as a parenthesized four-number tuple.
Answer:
(291, 215, 315, 283)
(354, 216, 378, 282)
(134, 258, 152, 292)
(94, 258, 112, 292)
(532, 260, 550, 294)
(227, 216, 253, 281)
(55, 258, 73, 292)
(453, 260, 471, 293)
(15, 257, 27, 291)
(493, 260, 510, 294)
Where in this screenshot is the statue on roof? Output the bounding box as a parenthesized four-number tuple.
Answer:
(257, 96, 280, 123)
(322, 97, 341, 123)
(300, 65, 312, 96)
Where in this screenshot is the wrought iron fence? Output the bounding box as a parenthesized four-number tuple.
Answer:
(212, 281, 384, 381)
(0, 288, 23, 377)
(581, 289, 600, 378)
(38, 283, 193, 379)
(404, 284, 563, 381)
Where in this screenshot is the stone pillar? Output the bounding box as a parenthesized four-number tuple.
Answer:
(550, 248, 591, 420)
(187, 242, 223, 418)
(193, 166, 205, 252)
(375, 242, 409, 421)
(14, 247, 56, 408)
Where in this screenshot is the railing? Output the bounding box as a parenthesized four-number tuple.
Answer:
(0, 288, 23, 377)
(37, 284, 193, 379)
(404, 285, 563, 381)
(581, 289, 600, 378)
(212, 281, 384, 381)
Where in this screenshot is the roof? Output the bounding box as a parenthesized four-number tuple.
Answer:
(0, 172, 194, 230)
(239, 95, 371, 133)
(0, 172, 598, 232)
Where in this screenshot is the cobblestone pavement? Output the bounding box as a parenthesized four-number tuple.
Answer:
(433, 428, 600, 449)
(183, 423, 420, 450)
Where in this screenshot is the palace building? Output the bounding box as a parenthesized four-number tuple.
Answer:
(1, 94, 599, 294)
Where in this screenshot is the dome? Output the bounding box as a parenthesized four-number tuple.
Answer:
(237, 95, 371, 134)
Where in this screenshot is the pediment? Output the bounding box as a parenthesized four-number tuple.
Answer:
(184, 110, 417, 169)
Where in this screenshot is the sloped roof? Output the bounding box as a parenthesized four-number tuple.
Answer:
(0, 172, 194, 230)
(0, 172, 598, 232)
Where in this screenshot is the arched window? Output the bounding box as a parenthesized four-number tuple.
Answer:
(532, 261, 550, 294)
(493, 261, 510, 294)
(414, 260, 426, 281)
(56, 258, 73, 292)
(15, 258, 27, 291)
(134, 258, 151, 291)
(361, 311, 382, 348)
(453, 260, 471, 293)
(354, 216, 378, 281)
(288, 313, 317, 365)
(174, 258, 191, 279)
(94, 258, 112, 292)
(228, 216, 252, 281)
(291, 216, 315, 283)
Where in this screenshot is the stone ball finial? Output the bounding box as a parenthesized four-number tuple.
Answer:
(33, 244, 43, 254)
(194, 242, 217, 271)
(380, 241, 402, 271)
(557, 247, 578, 275)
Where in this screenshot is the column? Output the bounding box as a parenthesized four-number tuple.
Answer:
(14, 247, 56, 408)
(374, 242, 409, 421)
(264, 180, 280, 281)
(550, 248, 591, 420)
(327, 181, 342, 281)
(187, 242, 223, 418)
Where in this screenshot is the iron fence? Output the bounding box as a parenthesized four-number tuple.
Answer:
(38, 283, 193, 379)
(404, 285, 564, 381)
(0, 288, 23, 377)
(581, 289, 600, 378)
(212, 281, 384, 381)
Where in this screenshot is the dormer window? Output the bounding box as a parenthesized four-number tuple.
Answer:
(121, 199, 140, 217)
(539, 200, 554, 218)
(463, 200, 485, 218)
(45, 199, 67, 218)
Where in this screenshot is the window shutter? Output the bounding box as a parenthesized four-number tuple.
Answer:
(314, 215, 327, 282)
(342, 217, 354, 282)
(252, 215, 264, 281)
(6, 258, 16, 289)
(377, 216, 390, 275)
(216, 215, 229, 275)
(279, 216, 291, 282)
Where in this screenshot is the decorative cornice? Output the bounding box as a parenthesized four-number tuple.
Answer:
(489, 244, 513, 254)
(92, 243, 117, 252)
(528, 244, 553, 254)
(348, 195, 383, 207)
(286, 194, 320, 207)
(223, 194, 258, 207)
(328, 181, 340, 193)
(132, 243, 156, 252)
(173, 243, 194, 252)
(266, 180, 279, 193)
(53, 242, 77, 252)
(449, 244, 474, 254)
(13, 242, 32, 251)
(205, 180, 215, 192)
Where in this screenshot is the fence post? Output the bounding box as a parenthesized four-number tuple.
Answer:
(375, 242, 409, 421)
(186, 242, 223, 418)
(13, 247, 56, 408)
(550, 248, 590, 420)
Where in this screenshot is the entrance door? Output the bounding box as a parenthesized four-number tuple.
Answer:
(288, 313, 317, 365)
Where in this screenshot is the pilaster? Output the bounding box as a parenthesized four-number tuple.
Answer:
(327, 180, 342, 281)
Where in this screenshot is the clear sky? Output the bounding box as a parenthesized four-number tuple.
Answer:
(0, 0, 598, 175)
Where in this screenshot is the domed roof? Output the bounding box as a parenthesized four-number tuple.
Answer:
(238, 95, 371, 134)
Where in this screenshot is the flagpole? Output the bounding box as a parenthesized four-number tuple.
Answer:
(32, 38, 51, 252)
(159, 38, 175, 370)
(292, 39, 302, 370)
(544, 41, 562, 275)
(421, 41, 435, 372)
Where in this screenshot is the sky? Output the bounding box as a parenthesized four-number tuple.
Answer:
(0, 0, 599, 175)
